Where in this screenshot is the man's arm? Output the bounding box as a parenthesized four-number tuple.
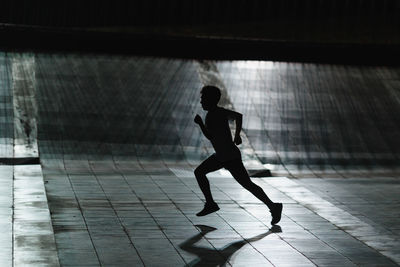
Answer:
(194, 114, 212, 140)
(225, 110, 243, 145)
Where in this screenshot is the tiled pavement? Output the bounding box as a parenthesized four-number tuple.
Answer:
(41, 158, 399, 266)
(1, 51, 400, 266)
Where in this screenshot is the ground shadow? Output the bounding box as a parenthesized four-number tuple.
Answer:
(180, 224, 282, 266)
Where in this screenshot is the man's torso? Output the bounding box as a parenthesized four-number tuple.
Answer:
(205, 107, 241, 162)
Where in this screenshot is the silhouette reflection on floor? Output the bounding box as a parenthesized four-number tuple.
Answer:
(180, 224, 282, 266)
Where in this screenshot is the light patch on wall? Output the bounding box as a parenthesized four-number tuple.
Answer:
(235, 60, 274, 70)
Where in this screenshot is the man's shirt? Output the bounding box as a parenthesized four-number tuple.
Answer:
(205, 107, 241, 162)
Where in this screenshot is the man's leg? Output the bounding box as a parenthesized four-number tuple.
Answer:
(194, 154, 223, 216)
(225, 160, 273, 207)
(225, 160, 283, 224)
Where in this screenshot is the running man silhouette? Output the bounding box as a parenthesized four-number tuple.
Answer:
(194, 85, 283, 225)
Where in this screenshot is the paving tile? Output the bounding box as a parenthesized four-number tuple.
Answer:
(54, 230, 95, 250)
(133, 238, 186, 266)
(95, 247, 144, 267)
(127, 229, 166, 239)
(57, 249, 100, 266)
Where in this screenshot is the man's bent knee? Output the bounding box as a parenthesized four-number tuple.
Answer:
(242, 182, 259, 191)
(194, 167, 204, 178)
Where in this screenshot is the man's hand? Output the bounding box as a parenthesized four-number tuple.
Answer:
(194, 114, 203, 125)
(234, 135, 242, 145)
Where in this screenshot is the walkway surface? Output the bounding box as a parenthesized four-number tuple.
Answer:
(41, 159, 400, 266)
(1, 51, 400, 266)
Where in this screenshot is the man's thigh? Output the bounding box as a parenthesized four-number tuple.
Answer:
(196, 154, 224, 174)
(223, 160, 252, 184)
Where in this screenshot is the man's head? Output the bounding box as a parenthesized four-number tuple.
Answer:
(200, 85, 221, 110)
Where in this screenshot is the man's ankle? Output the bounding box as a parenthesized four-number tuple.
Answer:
(205, 201, 218, 206)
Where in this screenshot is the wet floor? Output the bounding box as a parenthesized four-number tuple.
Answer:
(1, 52, 400, 266)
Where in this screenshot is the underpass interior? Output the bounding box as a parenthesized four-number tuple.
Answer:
(0, 1, 400, 266)
(1, 52, 399, 266)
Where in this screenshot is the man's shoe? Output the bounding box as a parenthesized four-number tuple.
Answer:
(196, 203, 220, 216)
(270, 203, 283, 225)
